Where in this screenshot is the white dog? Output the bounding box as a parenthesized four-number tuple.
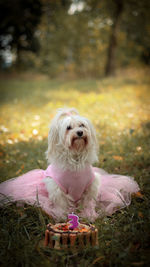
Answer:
(0, 107, 139, 220)
(44, 108, 106, 221)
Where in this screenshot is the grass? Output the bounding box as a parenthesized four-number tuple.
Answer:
(0, 67, 150, 266)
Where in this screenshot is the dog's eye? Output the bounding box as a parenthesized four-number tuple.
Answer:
(67, 125, 72, 130)
(79, 124, 85, 128)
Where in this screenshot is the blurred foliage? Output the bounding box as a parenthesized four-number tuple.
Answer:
(0, 0, 42, 66)
(0, 0, 150, 76)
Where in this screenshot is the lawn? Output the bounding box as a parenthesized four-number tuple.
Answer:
(0, 67, 150, 266)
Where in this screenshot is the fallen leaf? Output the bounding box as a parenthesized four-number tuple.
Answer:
(138, 212, 144, 218)
(16, 165, 24, 175)
(92, 256, 105, 265)
(107, 151, 113, 154)
(131, 262, 144, 266)
(113, 155, 123, 161)
(100, 141, 105, 145)
(133, 192, 144, 199)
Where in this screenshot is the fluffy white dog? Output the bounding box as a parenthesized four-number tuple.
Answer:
(44, 108, 106, 220)
(0, 107, 139, 220)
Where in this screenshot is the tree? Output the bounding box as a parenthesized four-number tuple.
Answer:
(122, 0, 150, 66)
(81, 0, 150, 76)
(105, 0, 124, 76)
(0, 0, 42, 65)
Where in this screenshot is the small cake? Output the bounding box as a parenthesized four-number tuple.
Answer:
(44, 222, 98, 250)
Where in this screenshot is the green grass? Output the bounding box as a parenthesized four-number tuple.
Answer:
(0, 67, 150, 266)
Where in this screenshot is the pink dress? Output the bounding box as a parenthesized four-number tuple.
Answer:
(0, 164, 139, 220)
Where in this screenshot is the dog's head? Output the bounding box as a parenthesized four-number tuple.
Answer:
(46, 108, 98, 169)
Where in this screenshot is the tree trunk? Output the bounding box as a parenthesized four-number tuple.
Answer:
(105, 0, 124, 76)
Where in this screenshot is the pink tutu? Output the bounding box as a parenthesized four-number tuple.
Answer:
(0, 165, 139, 220)
(94, 167, 139, 215)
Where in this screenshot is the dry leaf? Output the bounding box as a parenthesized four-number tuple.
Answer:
(92, 256, 105, 265)
(113, 155, 123, 161)
(100, 141, 105, 145)
(138, 212, 143, 218)
(131, 262, 144, 266)
(133, 191, 144, 199)
(16, 165, 24, 175)
(107, 151, 113, 154)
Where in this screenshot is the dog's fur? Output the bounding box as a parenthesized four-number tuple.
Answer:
(44, 108, 106, 220)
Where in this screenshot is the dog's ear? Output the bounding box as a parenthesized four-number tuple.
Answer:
(86, 118, 99, 162)
(89, 120, 98, 146)
(46, 122, 59, 163)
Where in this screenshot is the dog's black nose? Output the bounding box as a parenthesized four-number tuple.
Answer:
(77, 130, 83, 137)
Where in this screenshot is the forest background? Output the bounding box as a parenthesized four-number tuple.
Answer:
(0, 0, 150, 78)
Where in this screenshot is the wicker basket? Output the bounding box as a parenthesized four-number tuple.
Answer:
(44, 223, 98, 250)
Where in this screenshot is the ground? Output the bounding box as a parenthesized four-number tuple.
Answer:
(0, 67, 150, 266)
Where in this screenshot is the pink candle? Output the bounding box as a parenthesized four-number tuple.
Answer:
(68, 213, 79, 230)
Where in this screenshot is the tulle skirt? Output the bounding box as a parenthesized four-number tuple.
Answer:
(0, 167, 139, 220)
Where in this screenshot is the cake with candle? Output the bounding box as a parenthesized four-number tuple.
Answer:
(44, 214, 98, 250)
